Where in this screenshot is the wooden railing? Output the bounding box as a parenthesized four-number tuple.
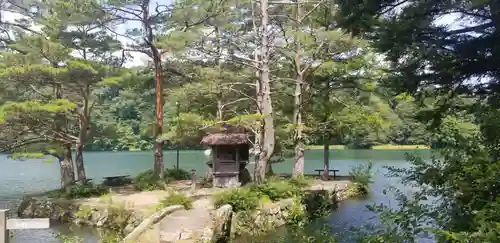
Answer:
(0, 209, 50, 243)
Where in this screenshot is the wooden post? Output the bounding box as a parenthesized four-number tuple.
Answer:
(0, 209, 50, 243)
(0, 209, 8, 243)
(191, 169, 197, 191)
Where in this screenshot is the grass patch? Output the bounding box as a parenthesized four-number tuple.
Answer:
(305, 145, 345, 150)
(371, 144, 430, 150)
(159, 191, 194, 210)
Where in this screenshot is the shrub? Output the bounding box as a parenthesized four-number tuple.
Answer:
(303, 190, 333, 218)
(159, 192, 194, 210)
(250, 180, 302, 201)
(213, 188, 261, 212)
(134, 170, 165, 191)
(164, 168, 191, 181)
(349, 161, 375, 194)
(46, 183, 108, 199)
(198, 176, 213, 188)
(213, 179, 306, 213)
(102, 176, 132, 187)
(288, 176, 313, 188)
(285, 198, 307, 226)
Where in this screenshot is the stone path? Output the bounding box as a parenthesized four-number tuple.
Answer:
(159, 198, 214, 243)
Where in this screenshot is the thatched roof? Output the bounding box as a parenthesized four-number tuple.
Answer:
(201, 133, 249, 145)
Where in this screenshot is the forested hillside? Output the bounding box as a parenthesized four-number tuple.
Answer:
(0, 0, 437, 154)
(0, 0, 481, 183)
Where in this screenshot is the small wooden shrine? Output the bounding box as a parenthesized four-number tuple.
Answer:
(201, 124, 250, 188)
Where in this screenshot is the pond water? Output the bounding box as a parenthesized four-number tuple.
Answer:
(0, 149, 432, 242)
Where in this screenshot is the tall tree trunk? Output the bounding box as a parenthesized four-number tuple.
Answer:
(255, 0, 275, 184)
(54, 83, 75, 182)
(153, 60, 164, 179)
(215, 26, 224, 122)
(216, 100, 223, 121)
(142, 0, 164, 179)
(60, 144, 74, 193)
(252, 0, 262, 181)
(322, 143, 330, 180)
(75, 84, 91, 182)
(292, 1, 304, 177)
(322, 74, 332, 180)
(292, 73, 304, 176)
(75, 142, 86, 182)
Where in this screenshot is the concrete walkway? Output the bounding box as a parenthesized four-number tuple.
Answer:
(159, 198, 214, 243)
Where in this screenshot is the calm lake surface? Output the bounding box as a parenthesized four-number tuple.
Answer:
(0, 149, 432, 242)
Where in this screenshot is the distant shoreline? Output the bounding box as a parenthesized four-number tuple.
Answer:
(304, 144, 430, 150)
(0, 144, 431, 156)
(94, 144, 431, 152)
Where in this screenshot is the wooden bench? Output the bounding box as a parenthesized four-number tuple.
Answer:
(314, 169, 339, 179)
(103, 175, 132, 186)
(74, 178, 93, 184)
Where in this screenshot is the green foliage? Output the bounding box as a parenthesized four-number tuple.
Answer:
(213, 179, 307, 212)
(333, 0, 500, 242)
(238, 223, 339, 243)
(45, 183, 108, 199)
(133, 170, 166, 191)
(161, 112, 213, 146)
(102, 176, 132, 187)
(133, 169, 192, 191)
(213, 187, 261, 212)
(349, 161, 375, 194)
(303, 190, 334, 219)
(275, 225, 338, 243)
(56, 234, 84, 243)
(288, 176, 313, 188)
(282, 198, 308, 227)
(249, 179, 302, 201)
(164, 168, 191, 181)
(159, 192, 194, 210)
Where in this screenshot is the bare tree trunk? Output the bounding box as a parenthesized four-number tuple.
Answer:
(216, 101, 223, 121)
(54, 83, 75, 182)
(215, 26, 224, 122)
(292, 1, 304, 177)
(322, 73, 332, 180)
(322, 144, 329, 180)
(75, 142, 86, 182)
(142, 0, 164, 179)
(255, 0, 275, 184)
(60, 144, 75, 193)
(75, 84, 91, 182)
(292, 72, 304, 176)
(153, 60, 164, 179)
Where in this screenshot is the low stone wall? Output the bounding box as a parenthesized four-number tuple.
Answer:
(17, 196, 147, 235)
(210, 182, 354, 242)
